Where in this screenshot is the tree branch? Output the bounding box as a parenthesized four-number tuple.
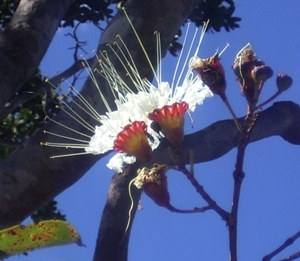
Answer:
(179, 166, 229, 220)
(0, 0, 76, 113)
(92, 163, 142, 261)
(263, 230, 300, 261)
(228, 113, 256, 261)
(0, 57, 96, 121)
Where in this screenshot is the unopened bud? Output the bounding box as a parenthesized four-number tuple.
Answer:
(251, 65, 274, 83)
(276, 73, 293, 92)
(191, 54, 226, 96)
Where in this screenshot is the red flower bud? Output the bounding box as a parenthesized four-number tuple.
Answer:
(136, 164, 171, 208)
(191, 53, 226, 96)
(276, 73, 293, 92)
(251, 65, 273, 83)
(143, 175, 170, 207)
(232, 43, 272, 108)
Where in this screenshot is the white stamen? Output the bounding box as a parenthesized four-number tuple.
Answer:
(42, 10, 212, 164)
(219, 43, 230, 57)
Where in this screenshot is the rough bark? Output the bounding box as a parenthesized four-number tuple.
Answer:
(0, 0, 76, 113)
(93, 163, 142, 261)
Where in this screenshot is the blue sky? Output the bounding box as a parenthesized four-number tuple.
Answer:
(8, 1, 300, 261)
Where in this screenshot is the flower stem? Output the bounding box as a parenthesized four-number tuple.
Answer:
(255, 90, 281, 110)
(229, 112, 257, 261)
(179, 166, 229, 221)
(220, 93, 243, 132)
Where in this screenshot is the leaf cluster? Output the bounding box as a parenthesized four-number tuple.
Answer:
(169, 0, 241, 56)
(0, 71, 59, 151)
(61, 0, 114, 27)
(188, 0, 241, 32)
(31, 200, 66, 224)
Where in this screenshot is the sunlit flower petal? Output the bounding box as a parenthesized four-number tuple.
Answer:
(148, 102, 189, 146)
(113, 121, 152, 161)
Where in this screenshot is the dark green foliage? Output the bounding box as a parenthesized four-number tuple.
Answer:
(31, 200, 66, 224)
(0, 0, 241, 33)
(0, 70, 56, 147)
(170, 0, 241, 56)
(169, 29, 183, 57)
(0, 0, 240, 57)
(0, 0, 114, 30)
(61, 0, 114, 27)
(189, 0, 241, 32)
(0, 0, 19, 30)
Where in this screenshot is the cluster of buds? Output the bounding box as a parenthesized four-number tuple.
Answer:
(232, 43, 272, 111)
(232, 43, 293, 112)
(191, 43, 293, 121)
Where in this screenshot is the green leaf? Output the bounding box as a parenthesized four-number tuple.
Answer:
(0, 220, 84, 258)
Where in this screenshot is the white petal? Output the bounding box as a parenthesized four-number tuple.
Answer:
(85, 125, 114, 154)
(106, 153, 136, 173)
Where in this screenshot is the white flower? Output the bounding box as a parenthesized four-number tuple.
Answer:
(42, 20, 212, 171)
(106, 153, 136, 173)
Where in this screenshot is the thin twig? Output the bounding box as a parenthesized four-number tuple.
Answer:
(279, 250, 300, 261)
(178, 166, 229, 221)
(263, 230, 300, 261)
(255, 90, 281, 111)
(229, 112, 257, 261)
(167, 205, 212, 214)
(189, 147, 194, 175)
(65, 22, 88, 61)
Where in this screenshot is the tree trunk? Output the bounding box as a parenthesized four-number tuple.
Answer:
(0, 0, 76, 112)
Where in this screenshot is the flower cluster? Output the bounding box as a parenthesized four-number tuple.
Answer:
(42, 22, 213, 173)
(82, 25, 214, 172)
(232, 43, 292, 112)
(88, 71, 212, 166)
